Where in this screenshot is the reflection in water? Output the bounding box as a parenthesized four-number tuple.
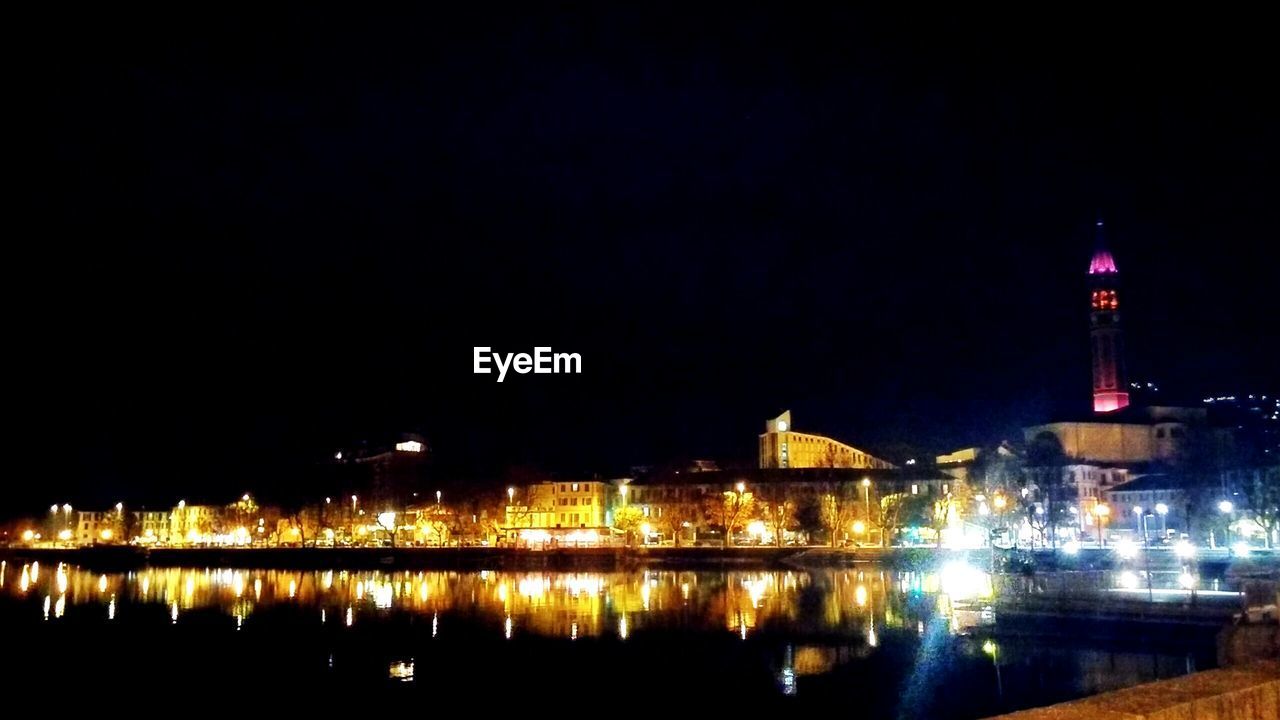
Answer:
(0, 560, 1219, 713)
(3, 562, 1231, 639)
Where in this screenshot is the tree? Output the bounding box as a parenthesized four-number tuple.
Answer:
(1243, 466, 1280, 548)
(1026, 433, 1072, 548)
(703, 486, 755, 547)
(612, 506, 645, 546)
(820, 490, 857, 548)
(286, 505, 322, 547)
(875, 491, 911, 547)
(756, 484, 797, 547)
(655, 501, 700, 546)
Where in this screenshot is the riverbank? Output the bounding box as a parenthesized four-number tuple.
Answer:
(3, 544, 1277, 574)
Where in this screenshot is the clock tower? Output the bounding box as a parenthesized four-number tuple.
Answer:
(1087, 219, 1129, 413)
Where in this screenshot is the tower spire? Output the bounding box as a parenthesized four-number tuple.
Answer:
(1088, 217, 1128, 412)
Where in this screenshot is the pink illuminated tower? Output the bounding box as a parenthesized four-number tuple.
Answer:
(1087, 219, 1129, 413)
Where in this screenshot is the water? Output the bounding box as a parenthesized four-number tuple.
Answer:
(0, 560, 1222, 715)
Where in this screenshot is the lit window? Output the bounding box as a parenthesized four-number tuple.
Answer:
(912, 484, 919, 495)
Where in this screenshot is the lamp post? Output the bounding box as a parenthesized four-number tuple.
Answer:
(1218, 500, 1234, 546)
(1155, 503, 1168, 540)
(862, 477, 871, 523)
(1133, 505, 1146, 544)
(436, 490, 442, 507)
(1093, 503, 1109, 547)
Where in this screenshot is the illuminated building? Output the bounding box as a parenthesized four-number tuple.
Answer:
(136, 510, 169, 543)
(503, 480, 615, 543)
(333, 433, 430, 509)
(1025, 405, 1217, 465)
(74, 511, 112, 545)
(169, 503, 222, 545)
(759, 411, 894, 470)
(1088, 219, 1129, 413)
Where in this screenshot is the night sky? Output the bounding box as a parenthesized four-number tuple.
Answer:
(10, 7, 1277, 514)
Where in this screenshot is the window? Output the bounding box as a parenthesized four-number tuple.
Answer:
(572, 483, 580, 492)
(912, 484, 919, 495)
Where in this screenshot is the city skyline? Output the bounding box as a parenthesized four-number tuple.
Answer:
(10, 7, 1278, 514)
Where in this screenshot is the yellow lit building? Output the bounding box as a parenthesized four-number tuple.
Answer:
(759, 411, 894, 470)
(169, 504, 222, 545)
(1023, 406, 1222, 465)
(504, 480, 615, 543)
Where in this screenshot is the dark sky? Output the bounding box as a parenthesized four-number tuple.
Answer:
(9, 7, 1277, 514)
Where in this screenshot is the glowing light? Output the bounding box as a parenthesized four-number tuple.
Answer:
(993, 495, 1007, 510)
(389, 660, 415, 682)
(21, 529, 34, 542)
(57, 529, 72, 541)
(519, 529, 551, 543)
(618, 615, 628, 640)
(1175, 541, 1196, 560)
(1218, 501, 1234, 514)
(395, 440, 423, 453)
(1232, 542, 1250, 557)
(1115, 539, 1138, 560)
(1062, 540, 1080, 556)
(735, 481, 746, 493)
(1088, 249, 1118, 274)
(377, 512, 396, 528)
(852, 520, 866, 534)
(855, 584, 868, 607)
(99, 528, 113, 541)
(1155, 503, 1168, 516)
(1117, 571, 1139, 589)
(1179, 571, 1196, 589)
(346, 606, 353, 626)
(505, 615, 513, 639)
(98, 575, 107, 592)
(938, 562, 992, 601)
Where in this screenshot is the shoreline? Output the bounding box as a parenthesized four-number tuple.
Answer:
(3, 544, 1273, 574)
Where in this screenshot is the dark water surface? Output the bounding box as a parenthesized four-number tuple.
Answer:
(0, 560, 1220, 716)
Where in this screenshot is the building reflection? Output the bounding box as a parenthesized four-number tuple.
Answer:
(0, 561, 987, 647)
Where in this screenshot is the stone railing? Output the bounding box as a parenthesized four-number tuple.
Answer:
(986, 661, 1278, 719)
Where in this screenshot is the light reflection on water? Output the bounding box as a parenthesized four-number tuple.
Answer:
(0, 563, 981, 641)
(0, 562, 1233, 640)
(0, 560, 1226, 715)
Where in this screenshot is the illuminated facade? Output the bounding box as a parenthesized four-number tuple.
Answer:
(169, 504, 222, 545)
(759, 411, 894, 470)
(1088, 220, 1129, 413)
(504, 480, 616, 543)
(1024, 406, 1210, 465)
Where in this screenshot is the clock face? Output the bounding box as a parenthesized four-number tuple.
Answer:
(777, 421, 787, 432)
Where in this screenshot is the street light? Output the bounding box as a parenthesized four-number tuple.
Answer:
(1093, 503, 1110, 547)
(1155, 503, 1168, 539)
(436, 490, 442, 507)
(862, 477, 872, 525)
(1133, 505, 1147, 544)
(1218, 500, 1234, 546)
(507, 486, 515, 503)
(736, 481, 746, 494)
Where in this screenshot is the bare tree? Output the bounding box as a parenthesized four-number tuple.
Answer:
(820, 490, 857, 548)
(1243, 466, 1280, 548)
(655, 501, 700, 546)
(704, 487, 755, 547)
